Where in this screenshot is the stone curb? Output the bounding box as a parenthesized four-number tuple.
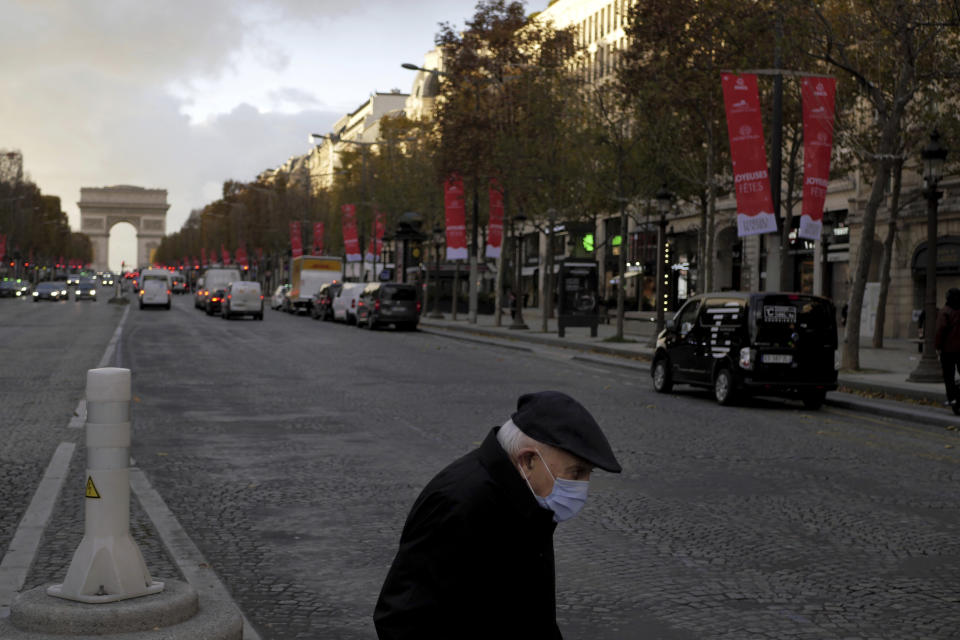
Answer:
(418, 320, 652, 361)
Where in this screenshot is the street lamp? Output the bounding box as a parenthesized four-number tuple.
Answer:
(430, 226, 445, 318)
(647, 185, 673, 347)
(909, 130, 949, 383)
(510, 213, 529, 330)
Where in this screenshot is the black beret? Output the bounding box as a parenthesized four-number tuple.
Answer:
(511, 391, 621, 473)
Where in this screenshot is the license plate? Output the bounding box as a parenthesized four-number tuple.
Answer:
(762, 354, 793, 364)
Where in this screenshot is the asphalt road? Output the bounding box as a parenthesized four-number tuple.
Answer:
(3, 289, 960, 639)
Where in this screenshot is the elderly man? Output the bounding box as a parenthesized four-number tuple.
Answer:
(373, 390, 621, 640)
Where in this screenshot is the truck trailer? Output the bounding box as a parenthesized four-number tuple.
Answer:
(287, 256, 343, 314)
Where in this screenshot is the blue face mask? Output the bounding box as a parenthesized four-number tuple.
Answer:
(520, 450, 589, 523)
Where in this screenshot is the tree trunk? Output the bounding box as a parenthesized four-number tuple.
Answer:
(494, 253, 504, 327)
(873, 158, 904, 348)
(541, 219, 554, 333)
(703, 125, 716, 293)
(698, 192, 708, 293)
(779, 127, 803, 291)
(616, 200, 628, 340)
(842, 153, 895, 369)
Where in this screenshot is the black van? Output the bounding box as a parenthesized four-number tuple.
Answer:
(356, 283, 420, 331)
(651, 292, 838, 408)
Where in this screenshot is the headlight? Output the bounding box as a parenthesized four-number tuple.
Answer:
(15, 291, 21, 297)
(32, 292, 38, 297)
(89, 290, 96, 295)
(61, 290, 68, 296)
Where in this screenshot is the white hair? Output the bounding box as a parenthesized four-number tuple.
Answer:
(497, 418, 540, 462)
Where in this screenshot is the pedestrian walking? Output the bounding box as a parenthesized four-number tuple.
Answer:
(373, 391, 621, 640)
(935, 287, 960, 415)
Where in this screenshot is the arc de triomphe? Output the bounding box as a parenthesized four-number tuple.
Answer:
(79, 186, 169, 272)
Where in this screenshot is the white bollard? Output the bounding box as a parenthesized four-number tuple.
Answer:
(47, 367, 164, 603)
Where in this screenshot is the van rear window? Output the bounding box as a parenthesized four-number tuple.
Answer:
(383, 287, 416, 301)
(755, 296, 836, 345)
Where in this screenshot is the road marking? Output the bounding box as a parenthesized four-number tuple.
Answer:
(129, 465, 261, 640)
(98, 304, 130, 368)
(0, 442, 76, 618)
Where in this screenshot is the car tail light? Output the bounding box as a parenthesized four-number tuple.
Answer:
(416, 301, 421, 312)
(167, 290, 171, 295)
(212, 297, 219, 302)
(139, 289, 144, 295)
(739, 347, 755, 370)
(227, 294, 232, 299)
(260, 295, 264, 300)
(374, 300, 380, 311)
(351, 299, 355, 308)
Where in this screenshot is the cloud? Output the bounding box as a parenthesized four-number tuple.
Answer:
(0, 0, 482, 262)
(267, 87, 323, 111)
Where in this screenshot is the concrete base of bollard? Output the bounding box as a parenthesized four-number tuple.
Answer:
(0, 579, 242, 639)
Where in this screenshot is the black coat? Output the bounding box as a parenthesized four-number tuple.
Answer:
(374, 427, 562, 640)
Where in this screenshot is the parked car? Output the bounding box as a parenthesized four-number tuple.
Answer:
(651, 292, 838, 409)
(331, 282, 365, 324)
(310, 282, 342, 320)
(206, 288, 226, 315)
(356, 283, 420, 331)
(139, 268, 172, 310)
(221, 281, 264, 320)
(33, 282, 68, 301)
(75, 277, 98, 301)
(270, 284, 291, 310)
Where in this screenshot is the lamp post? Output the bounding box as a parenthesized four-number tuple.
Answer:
(431, 226, 445, 318)
(510, 213, 528, 330)
(909, 130, 949, 383)
(648, 185, 673, 347)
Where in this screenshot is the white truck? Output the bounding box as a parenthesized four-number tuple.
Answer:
(286, 256, 343, 314)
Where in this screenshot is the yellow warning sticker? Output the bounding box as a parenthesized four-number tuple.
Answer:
(85, 476, 101, 499)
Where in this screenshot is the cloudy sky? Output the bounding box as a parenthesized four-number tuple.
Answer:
(0, 0, 496, 271)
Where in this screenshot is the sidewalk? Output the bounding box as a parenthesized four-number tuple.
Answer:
(418, 308, 960, 430)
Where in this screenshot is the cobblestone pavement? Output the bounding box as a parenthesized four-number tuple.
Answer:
(0, 295, 127, 569)
(6, 292, 960, 638)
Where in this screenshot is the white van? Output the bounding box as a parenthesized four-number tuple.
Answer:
(332, 282, 365, 324)
(222, 281, 264, 320)
(139, 269, 172, 310)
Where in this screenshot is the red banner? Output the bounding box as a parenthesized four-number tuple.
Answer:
(0, 234, 6, 261)
(290, 221, 303, 258)
(486, 179, 504, 259)
(721, 73, 778, 237)
(313, 222, 325, 255)
(221, 244, 230, 265)
(342, 204, 361, 262)
(256, 247, 263, 262)
(235, 246, 248, 267)
(444, 174, 468, 260)
(201, 247, 207, 266)
(799, 76, 836, 241)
